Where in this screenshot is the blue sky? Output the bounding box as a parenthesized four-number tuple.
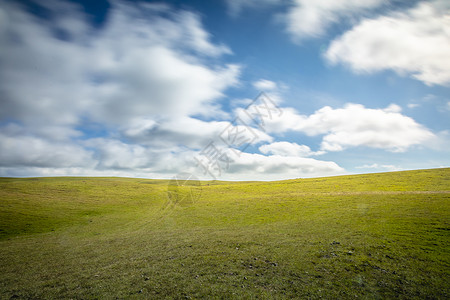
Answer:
(0, 0, 449, 180)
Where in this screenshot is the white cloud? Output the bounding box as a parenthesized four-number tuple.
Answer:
(91, 46, 240, 122)
(428, 130, 450, 151)
(383, 103, 402, 113)
(0, 0, 239, 133)
(285, 0, 386, 41)
(0, 132, 95, 169)
(295, 103, 435, 152)
(247, 106, 303, 134)
(234, 92, 287, 134)
(225, 0, 281, 16)
(85, 138, 150, 170)
(253, 79, 277, 91)
(237, 100, 434, 153)
(223, 150, 344, 180)
(325, 1, 450, 86)
(230, 98, 254, 108)
(82, 138, 195, 175)
(122, 116, 273, 149)
(0, 0, 443, 180)
(172, 10, 232, 56)
(0, 0, 246, 177)
(259, 141, 324, 157)
(238, 100, 434, 152)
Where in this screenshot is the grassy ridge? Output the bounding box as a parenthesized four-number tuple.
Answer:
(0, 168, 449, 298)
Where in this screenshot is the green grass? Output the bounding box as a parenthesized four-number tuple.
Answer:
(0, 168, 449, 299)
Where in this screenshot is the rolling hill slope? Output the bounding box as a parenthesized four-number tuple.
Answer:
(0, 168, 449, 298)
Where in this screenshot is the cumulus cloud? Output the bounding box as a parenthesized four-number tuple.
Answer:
(325, 1, 450, 86)
(2, 0, 316, 181)
(285, 0, 386, 41)
(259, 141, 324, 157)
(245, 106, 301, 134)
(233, 92, 286, 135)
(295, 103, 435, 152)
(240, 102, 434, 152)
(0, 0, 441, 180)
(223, 150, 344, 180)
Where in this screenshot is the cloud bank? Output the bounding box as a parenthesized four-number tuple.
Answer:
(0, 0, 442, 180)
(0, 0, 347, 180)
(0, 0, 241, 177)
(242, 103, 435, 152)
(325, 1, 450, 86)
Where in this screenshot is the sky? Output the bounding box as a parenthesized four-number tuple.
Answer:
(0, 0, 449, 181)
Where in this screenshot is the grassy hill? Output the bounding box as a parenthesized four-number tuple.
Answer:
(0, 168, 449, 298)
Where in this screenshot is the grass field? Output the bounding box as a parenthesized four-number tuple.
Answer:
(0, 168, 449, 299)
